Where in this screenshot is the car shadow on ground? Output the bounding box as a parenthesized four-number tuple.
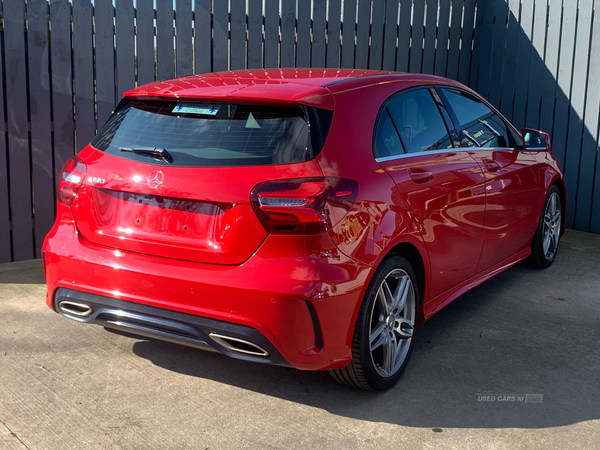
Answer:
(131, 237, 600, 429)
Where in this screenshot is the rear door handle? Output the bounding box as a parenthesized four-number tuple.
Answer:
(408, 168, 434, 184)
(483, 159, 501, 172)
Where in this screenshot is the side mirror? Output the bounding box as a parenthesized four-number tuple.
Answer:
(522, 128, 550, 152)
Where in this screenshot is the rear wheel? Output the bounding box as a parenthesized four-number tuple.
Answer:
(530, 185, 562, 268)
(330, 256, 419, 391)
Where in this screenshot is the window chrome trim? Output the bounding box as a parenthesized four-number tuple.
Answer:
(374, 146, 518, 163)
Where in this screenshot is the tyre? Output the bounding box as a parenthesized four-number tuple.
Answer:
(330, 256, 419, 391)
(530, 185, 562, 269)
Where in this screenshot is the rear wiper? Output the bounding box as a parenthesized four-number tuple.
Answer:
(119, 146, 173, 164)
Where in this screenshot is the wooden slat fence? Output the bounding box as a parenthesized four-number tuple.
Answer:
(0, 0, 598, 262)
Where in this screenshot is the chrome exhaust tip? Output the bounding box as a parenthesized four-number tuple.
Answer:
(209, 333, 270, 357)
(58, 301, 93, 318)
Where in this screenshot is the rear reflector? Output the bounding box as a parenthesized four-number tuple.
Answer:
(250, 177, 358, 234)
(58, 155, 87, 206)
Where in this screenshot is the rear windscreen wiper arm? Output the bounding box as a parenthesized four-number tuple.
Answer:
(119, 146, 173, 164)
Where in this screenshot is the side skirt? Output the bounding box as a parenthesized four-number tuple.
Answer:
(422, 247, 531, 321)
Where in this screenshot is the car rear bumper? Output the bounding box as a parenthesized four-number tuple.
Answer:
(43, 210, 372, 370)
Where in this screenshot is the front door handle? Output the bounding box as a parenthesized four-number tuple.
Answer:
(408, 168, 434, 184)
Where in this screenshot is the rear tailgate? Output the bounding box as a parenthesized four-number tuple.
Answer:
(72, 147, 323, 264)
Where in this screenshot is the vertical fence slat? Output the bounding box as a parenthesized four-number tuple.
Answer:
(50, 0, 75, 180)
(524, 0, 548, 129)
(194, 0, 212, 73)
(355, 0, 371, 69)
(211, 0, 228, 72)
(539, 0, 562, 135)
(176, 0, 193, 77)
(458, 0, 475, 85)
(73, 0, 95, 151)
(280, 0, 295, 68)
(27, 0, 55, 257)
(247, 0, 262, 69)
(0, 18, 9, 262)
(116, 0, 135, 97)
(341, 0, 357, 68)
(296, 0, 311, 67)
(312, 1, 326, 67)
(230, 0, 246, 70)
(4, 1, 33, 260)
(446, 0, 463, 80)
(95, 2, 116, 123)
(511, 1, 534, 129)
(136, 0, 155, 86)
(564, 0, 594, 227)
(421, 0, 438, 75)
(409, 0, 425, 73)
(581, 13, 600, 231)
(434, 0, 451, 77)
(499, 0, 519, 121)
(326, 0, 342, 68)
(369, 0, 385, 70)
(551, 0, 578, 167)
(382, 0, 398, 71)
(474, 0, 494, 96)
(156, 0, 175, 79)
(487, 0, 507, 108)
(264, 0, 279, 68)
(396, 0, 411, 72)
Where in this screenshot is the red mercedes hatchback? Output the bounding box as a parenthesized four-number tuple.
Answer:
(43, 69, 565, 390)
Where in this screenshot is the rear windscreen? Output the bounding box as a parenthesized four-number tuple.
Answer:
(91, 100, 331, 167)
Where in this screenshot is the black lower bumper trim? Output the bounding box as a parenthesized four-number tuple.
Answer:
(53, 288, 290, 367)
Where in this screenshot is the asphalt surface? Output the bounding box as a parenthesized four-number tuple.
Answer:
(0, 230, 599, 450)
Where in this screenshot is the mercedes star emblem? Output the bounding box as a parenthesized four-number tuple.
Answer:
(147, 171, 164, 188)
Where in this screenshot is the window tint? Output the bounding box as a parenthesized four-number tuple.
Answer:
(374, 109, 405, 158)
(91, 100, 329, 167)
(386, 89, 453, 153)
(441, 88, 510, 148)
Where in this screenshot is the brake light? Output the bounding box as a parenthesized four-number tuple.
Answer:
(57, 155, 86, 206)
(250, 177, 359, 234)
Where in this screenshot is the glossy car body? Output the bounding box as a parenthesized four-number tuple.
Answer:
(43, 69, 565, 387)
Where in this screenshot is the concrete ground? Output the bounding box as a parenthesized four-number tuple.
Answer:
(0, 230, 598, 450)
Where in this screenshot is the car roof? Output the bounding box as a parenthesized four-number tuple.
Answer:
(123, 68, 464, 110)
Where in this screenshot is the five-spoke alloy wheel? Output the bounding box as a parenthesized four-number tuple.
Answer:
(330, 256, 419, 390)
(531, 185, 562, 268)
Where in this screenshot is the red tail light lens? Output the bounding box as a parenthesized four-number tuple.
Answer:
(57, 155, 87, 206)
(250, 177, 359, 234)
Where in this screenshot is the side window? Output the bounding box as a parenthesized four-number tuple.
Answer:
(374, 109, 405, 158)
(386, 89, 453, 153)
(440, 88, 511, 148)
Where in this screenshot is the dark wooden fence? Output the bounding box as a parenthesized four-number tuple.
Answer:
(0, 0, 599, 263)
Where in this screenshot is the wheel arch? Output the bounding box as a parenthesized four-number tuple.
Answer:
(386, 242, 428, 324)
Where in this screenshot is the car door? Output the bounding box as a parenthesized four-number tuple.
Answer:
(437, 87, 544, 272)
(374, 87, 488, 300)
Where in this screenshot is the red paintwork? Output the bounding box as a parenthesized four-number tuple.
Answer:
(43, 69, 566, 371)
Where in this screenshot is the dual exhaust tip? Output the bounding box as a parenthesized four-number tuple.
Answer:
(57, 301, 269, 357)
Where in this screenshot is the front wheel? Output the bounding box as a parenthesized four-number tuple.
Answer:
(330, 256, 419, 391)
(530, 185, 562, 268)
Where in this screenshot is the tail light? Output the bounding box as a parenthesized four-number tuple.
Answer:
(58, 155, 86, 206)
(250, 177, 359, 234)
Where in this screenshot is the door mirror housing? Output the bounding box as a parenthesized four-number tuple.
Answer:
(522, 128, 550, 152)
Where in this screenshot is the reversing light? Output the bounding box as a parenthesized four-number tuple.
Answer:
(57, 155, 87, 206)
(250, 177, 359, 234)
